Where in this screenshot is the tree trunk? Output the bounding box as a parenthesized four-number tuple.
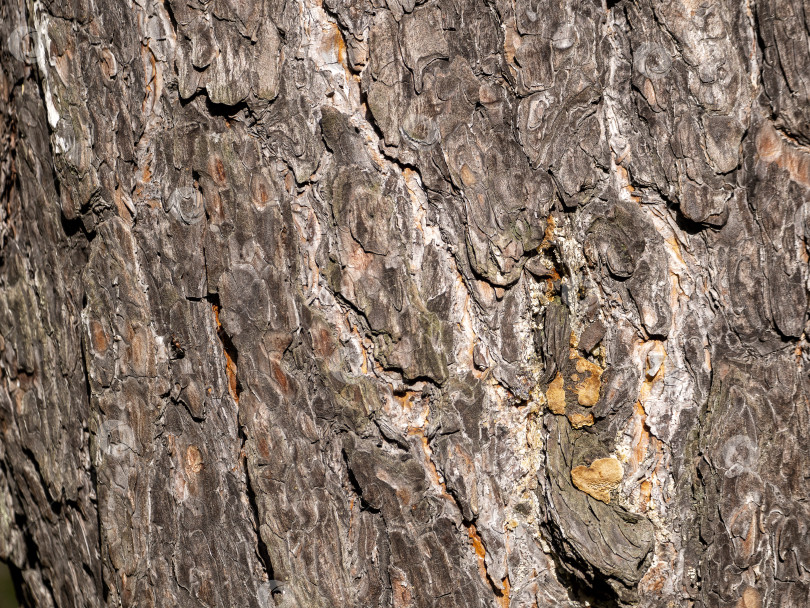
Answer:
(1, 0, 809, 606)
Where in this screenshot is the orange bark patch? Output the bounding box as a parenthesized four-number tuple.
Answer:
(209, 156, 227, 186)
(394, 486, 413, 507)
(640, 480, 652, 509)
(90, 319, 108, 353)
(224, 352, 239, 401)
(394, 390, 418, 411)
(615, 165, 641, 202)
(212, 303, 240, 402)
(270, 359, 290, 394)
(141, 160, 152, 185)
(468, 524, 489, 585)
(499, 577, 510, 608)
(574, 357, 602, 407)
(185, 445, 204, 475)
(503, 23, 520, 65)
(311, 326, 336, 358)
(630, 402, 651, 471)
(568, 412, 594, 428)
(330, 21, 346, 65)
(390, 569, 413, 608)
(410, 426, 510, 603)
(756, 124, 782, 162)
(642, 78, 657, 108)
(743, 517, 757, 558)
(408, 428, 452, 499)
(571, 458, 623, 503)
(541, 214, 556, 251)
(256, 434, 271, 461)
(345, 238, 374, 272)
(467, 525, 510, 606)
(756, 122, 810, 188)
(460, 164, 477, 186)
(736, 586, 762, 608)
(546, 373, 566, 414)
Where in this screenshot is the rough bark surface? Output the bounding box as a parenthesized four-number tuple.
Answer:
(0, 0, 809, 606)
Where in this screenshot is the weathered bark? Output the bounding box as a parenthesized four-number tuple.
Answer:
(0, 0, 809, 606)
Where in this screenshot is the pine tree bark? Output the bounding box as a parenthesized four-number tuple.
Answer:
(1, 0, 809, 606)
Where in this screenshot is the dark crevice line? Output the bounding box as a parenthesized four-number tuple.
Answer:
(340, 448, 394, 604)
(341, 449, 380, 515)
(538, 519, 622, 608)
(209, 291, 276, 592)
(207, 293, 243, 403)
(78, 321, 107, 600)
(239, 426, 276, 585)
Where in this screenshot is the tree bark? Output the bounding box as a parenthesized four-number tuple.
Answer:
(1, 0, 809, 606)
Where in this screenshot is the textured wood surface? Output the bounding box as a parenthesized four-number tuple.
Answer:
(0, 0, 809, 606)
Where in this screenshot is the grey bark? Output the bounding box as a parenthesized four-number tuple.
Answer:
(0, 0, 808, 606)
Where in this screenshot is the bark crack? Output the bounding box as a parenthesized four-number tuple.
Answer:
(209, 294, 242, 403)
(240, 427, 276, 586)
